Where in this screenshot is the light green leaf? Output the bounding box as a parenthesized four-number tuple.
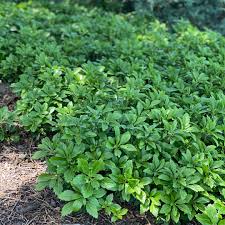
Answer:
(92, 160, 104, 174)
(72, 174, 86, 188)
(120, 132, 131, 145)
(177, 204, 191, 214)
(81, 184, 93, 198)
(58, 190, 81, 201)
(86, 197, 100, 218)
(158, 174, 170, 181)
(120, 144, 137, 152)
(32, 150, 47, 159)
(35, 181, 48, 191)
(78, 158, 89, 174)
(160, 204, 171, 214)
(219, 219, 225, 225)
(61, 201, 74, 217)
(73, 199, 83, 212)
(101, 177, 117, 191)
(205, 205, 218, 224)
(140, 177, 152, 185)
(171, 206, 180, 223)
(188, 184, 204, 192)
(150, 202, 159, 217)
(140, 203, 149, 214)
(196, 214, 212, 225)
(94, 188, 106, 198)
(137, 102, 143, 114)
(64, 169, 75, 182)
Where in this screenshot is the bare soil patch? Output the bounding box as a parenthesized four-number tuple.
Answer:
(0, 83, 17, 110)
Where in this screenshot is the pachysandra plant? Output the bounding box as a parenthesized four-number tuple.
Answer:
(1, 0, 225, 224)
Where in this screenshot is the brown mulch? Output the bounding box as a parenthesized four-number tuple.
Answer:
(0, 145, 44, 195)
(0, 82, 18, 110)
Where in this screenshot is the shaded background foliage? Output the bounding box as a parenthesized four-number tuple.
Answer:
(10, 0, 225, 35)
(73, 0, 225, 35)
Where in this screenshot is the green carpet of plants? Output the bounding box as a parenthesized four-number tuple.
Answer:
(76, 0, 225, 36)
(1, 1, 225, 224)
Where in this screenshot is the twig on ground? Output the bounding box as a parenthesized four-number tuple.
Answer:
(7, 198, 20, 220)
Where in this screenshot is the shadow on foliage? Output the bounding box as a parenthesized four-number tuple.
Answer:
(48, 0, 225, 36)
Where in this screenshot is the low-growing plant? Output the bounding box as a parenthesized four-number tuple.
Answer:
(1, 1, 225, 224)
(74, 0, 225, 35)
(196, 196, 225, 225)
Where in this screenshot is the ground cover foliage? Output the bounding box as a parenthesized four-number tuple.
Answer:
(76, 0, 225, 36)
(1, 1, 225, 224)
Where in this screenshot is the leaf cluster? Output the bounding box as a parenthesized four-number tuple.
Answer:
(1, 1, 225, 224)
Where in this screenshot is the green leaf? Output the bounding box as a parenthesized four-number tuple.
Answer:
(101, 177, 117, 191)
(106, 194, 114, 202)
(219, 220, 225, 225)
(137, 102, 143, 114)
(58, 190, 81, 201)
(86, 197, 100, 218)
(120, 132, 131, 145)
(150, 100, 161, 107)
(140, 203, 149, 214)
(120, 144, 137, 152)
(86, 131, 97, 137)
(196, 197, 210, 204)
(171, 206, 180, 223)
(92, 160, 104, 174)
(188, 184, 204, 192)
(32, 150, 47, 159)
(205, 205, 219, 224)
(140, 177, 152, 185)
(196, 214, 212, 225)
(64, 169, 75, 182)
(160, 204, 171, 214)
(49, 157, 67, 166)
(52, 178, 63, 195)
(35, 181, 48, 191)
(72, 199, 83, 212)
(61, 201, 74, 217)
(94, 188, 106, 198)
(78, 158, 89, 174)
(115, 149, 122, 157)
(177, 204, 191, 214)
(150, 202, 159, 217)
(158, 174, 170, 181)
(37, 174, 52, 182)
(81, 184, 94, 198)
(72, 174, 86, 188)
(221, 189, 225, 198)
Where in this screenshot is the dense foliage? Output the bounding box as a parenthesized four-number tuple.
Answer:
(1, 1, 225, 224)
(78, 0, 225, 35)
